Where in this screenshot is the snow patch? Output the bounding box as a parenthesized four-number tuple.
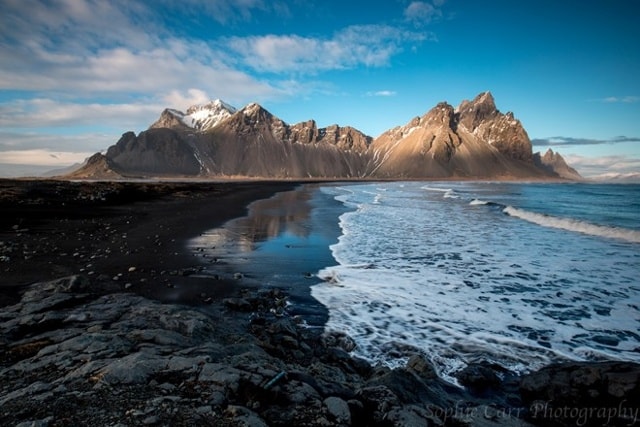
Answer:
(178, 99, 237, 131)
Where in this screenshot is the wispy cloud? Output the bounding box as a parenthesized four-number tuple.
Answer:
(366, 90, 397, 97)
(226, 25, 431, 73)
(404, 1, 445, 25)
(531, 136, 640, 147)
(0, 99, 162, 129)
(594, 95, 640, 104)
(157, 0, 291, 25)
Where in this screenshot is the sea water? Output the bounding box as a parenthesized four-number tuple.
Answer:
(311, 182, 640, 383)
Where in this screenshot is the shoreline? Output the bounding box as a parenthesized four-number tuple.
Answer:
(1, 178, 639, 426)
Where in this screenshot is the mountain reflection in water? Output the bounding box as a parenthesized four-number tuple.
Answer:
(190, 184, 344, 296)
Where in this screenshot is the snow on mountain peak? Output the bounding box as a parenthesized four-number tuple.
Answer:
(179, 99, 237, 131)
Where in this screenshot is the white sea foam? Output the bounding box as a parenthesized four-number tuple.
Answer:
(312, 182, 640, 384)
(503, 205, 640, 243)
(469, 198, 489, 205)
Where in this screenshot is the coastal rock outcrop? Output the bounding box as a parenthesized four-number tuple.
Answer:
(0, 275, 539, 426)
(2, 267, 637, 425)
(520, 362, 640, 426)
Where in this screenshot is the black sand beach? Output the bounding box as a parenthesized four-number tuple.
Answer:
(1, 179, 639, 426)
(0, 179, 301, 305)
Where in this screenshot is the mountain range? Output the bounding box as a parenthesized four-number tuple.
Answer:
(68, 92, 580, 180)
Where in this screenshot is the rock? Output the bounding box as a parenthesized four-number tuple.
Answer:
(224, 405, 268, 427)
(356, 385, 400, 414)
(93, 351, 168, 385)
(324, 396, 351, 425)
(142, 415, 159, 425)
(366, 368, 430, 404)
(406, 353, 438, 380)
(385, 405, 439, 427)
(322, 331, 357, 352)
(284, 380, 321, 404)
(223, 297, 252, 311)
(520, 362, 640, 426)
(456, 363, 503, 393)
(15, 417, 54, 427)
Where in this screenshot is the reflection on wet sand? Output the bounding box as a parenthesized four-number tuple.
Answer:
(191, 185, 316, 255)
(190, 183, 346, 326)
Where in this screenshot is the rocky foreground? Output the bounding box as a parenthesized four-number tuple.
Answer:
(1, 275, 639, 427)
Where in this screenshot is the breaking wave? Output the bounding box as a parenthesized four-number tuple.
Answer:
(503, 205, 640, 244)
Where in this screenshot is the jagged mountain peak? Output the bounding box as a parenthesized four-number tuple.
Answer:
(533, 148, 582, 180)
(186, 99, 236, 116)
(150, 99, 237, 132)
(240, 102, 275, 119)
(456, 91, 499, 131)
(422, 102, 457, 126)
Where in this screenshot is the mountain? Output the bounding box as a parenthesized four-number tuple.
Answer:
(70, 93, 580, 180)
(65, 153, 123, 179)
(149, 100, 236, 131)
(369, 92, 542, 178)
(533, 149, 582, 180)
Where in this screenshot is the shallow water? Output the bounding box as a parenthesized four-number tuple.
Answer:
(190, 184, 347, 325)
(311, 182, 640, 383)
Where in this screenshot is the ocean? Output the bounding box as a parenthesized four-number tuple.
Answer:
(192, 181, 640, 384)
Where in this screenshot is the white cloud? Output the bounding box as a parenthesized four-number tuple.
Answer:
(226, 25, 430, 73)
(0, 99, 161, 129)
(162, 89, 212, 111)
(0, 0, 282, 101)
(366, 90, 397, 97)
(602, 96, 639, 103)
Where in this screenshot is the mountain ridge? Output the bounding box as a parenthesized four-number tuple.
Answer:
(68, 92, 581, 180)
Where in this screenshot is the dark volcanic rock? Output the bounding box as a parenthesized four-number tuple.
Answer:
(4, 273, 639, 427)
(106, 129, 202, 176)
(520, 361, 640, 426)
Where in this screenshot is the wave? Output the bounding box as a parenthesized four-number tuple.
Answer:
(503, 206, 640, 244)
(421, 185, 460, 199)
(469, 198, 489, 206)
(421, 185, 452, 193)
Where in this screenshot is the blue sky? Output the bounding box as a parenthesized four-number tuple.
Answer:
(1, 0, 638, 177)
